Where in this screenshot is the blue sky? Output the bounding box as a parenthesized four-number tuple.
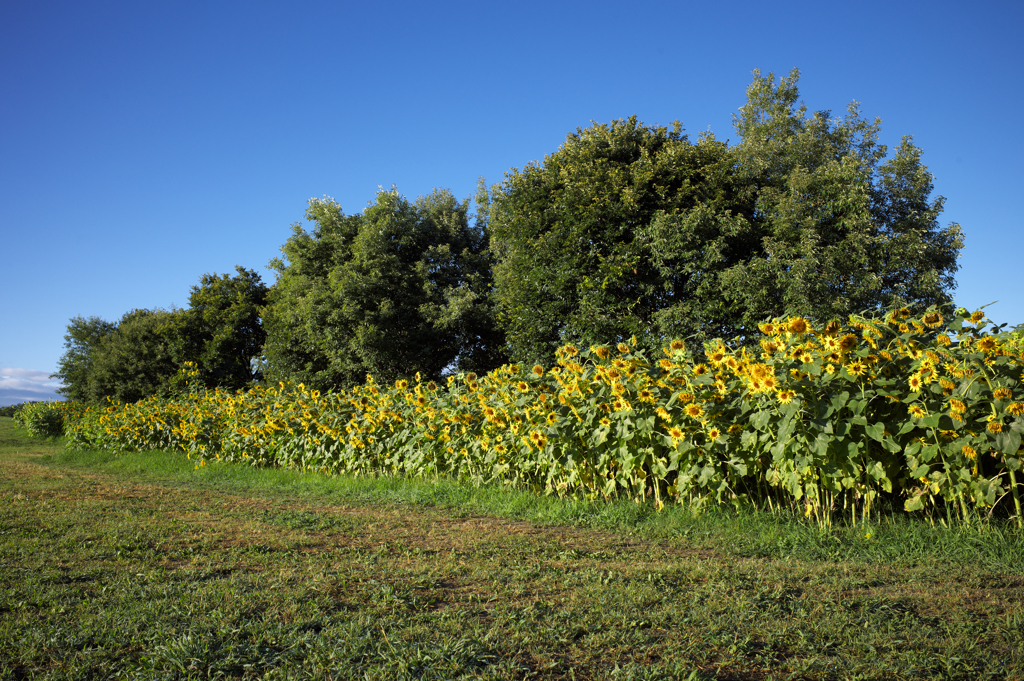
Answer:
(1, 0, 1021, 406)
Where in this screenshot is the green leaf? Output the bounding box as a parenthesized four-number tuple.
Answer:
(996, 430, 1022, 456)
(904, 494, 926, 512)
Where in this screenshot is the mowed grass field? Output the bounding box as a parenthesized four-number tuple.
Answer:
(1, 416, 1022, 680)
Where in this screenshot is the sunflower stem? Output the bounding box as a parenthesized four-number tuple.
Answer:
(1009, 470, 1023, 530)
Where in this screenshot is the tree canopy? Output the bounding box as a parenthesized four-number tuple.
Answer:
(52, 69, 967, 396)
(53, 268, 270, 404)
(262, 187, 505, 390)
(172, 266, 269, 391)
(490, 69, 964, 365)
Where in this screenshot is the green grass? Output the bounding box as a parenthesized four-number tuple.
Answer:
(1, 416, 1022, 680)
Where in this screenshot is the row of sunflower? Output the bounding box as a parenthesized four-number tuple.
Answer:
(43, 305, 1024, 523)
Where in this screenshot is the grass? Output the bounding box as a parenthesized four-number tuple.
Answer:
(1, 416, 1022, 680)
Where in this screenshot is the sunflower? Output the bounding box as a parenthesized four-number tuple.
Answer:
(976, 336, 997, 352)
(936, 334, 952, 346)
(656, 406, 671, 422)
(759, 322, 777, 335)
(847, 361, 867, 377)
(922, 311, 943, 328)
(908, 404, 927, 419)
(618, 343, 631, 354)
(707, 427, 722, 440)
(669, 339, 686, 351)
(948, 410, 964, 424)
(907, 374, 923, 392)
(547, 412, 559, 425)
(992, 388, 1012, 401)
(532, 365, 545, 377)
(777, 389, 796, 404)
(692, 364, 709, 376)
(988, 421, 1003, 434)
(962, 445, 977, 460)
(684, 403, 704, 419)
(839, 335, 859, 353)
(949, 398, 966, 414)
(822, 320, 842, 336)
(516, 381, 529, 392)
(592, 345, 611, 360)
(677, 392, 695, 403)
(600, 417, 611, 427)
(788, 317, 809, 334)
(668, 426, 683, 440)
(970, 310, 985, 324)
(708, 348, 727, 365)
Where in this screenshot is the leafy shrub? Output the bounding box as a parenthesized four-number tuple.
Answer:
(15, 402, 66, 438)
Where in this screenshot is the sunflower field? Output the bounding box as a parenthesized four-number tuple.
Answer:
(33, 306, 1024, 525)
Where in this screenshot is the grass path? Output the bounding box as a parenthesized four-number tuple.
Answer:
(1, 417, 1022, 680)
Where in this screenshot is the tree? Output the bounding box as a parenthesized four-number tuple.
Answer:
(86, 308, 182, 404)
(489, 116, 747, 364)
(490, 71, 964, 365)
(262, 187, 505, 389)
(172, 266, 269, 390)
(52, 315, 117, 402)
(714, 68, 963, 330)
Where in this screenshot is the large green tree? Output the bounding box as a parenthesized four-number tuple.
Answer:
(489, 116, 749, 364)
(711, 68, 963, 331)
(262, 197, 364, 388)
(490, 70, 964, 365)
(263, 187, 505, 389)
(52, 315, 117, 403)
(172, 266, 269, 390)
(85, 308, 182, 404)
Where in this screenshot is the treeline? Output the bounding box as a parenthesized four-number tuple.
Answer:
(53, 69, 968, 404)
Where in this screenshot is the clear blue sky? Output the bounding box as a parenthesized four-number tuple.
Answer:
(2, 0, 1020, 406)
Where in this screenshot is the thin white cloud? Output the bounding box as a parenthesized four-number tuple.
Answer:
(1, 367, 56, 382)
(0, 368, 64, 393)
(0, 368, 65, 407)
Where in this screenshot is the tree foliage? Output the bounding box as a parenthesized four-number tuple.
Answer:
(263, 187, 505, 390)
(490, 70, 964, 365)
(712, 68, 963, 332)
(86, 308, 182, 404)
(54, 268, 269, 404)
(51, 316, 117, 403)
(172, 266, 269, 391)
(489, 116, 750, 364)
